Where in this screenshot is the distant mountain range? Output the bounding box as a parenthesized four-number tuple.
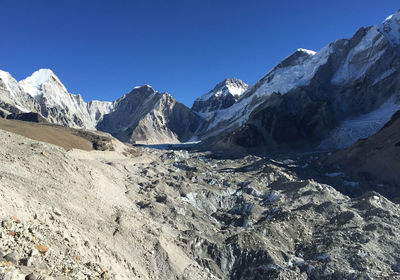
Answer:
(1, 10, 400, 151)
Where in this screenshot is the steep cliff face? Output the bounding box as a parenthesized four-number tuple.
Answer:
(325, 110, 400, 201)
(97, 85, 202, 144)
(206, 12, 400, 151)
(192, 78, 248, 118)
(0, 70, 36, 114)
(0, 71, 200, 144)
(19, 69, 113, 129)
(0, 69, 113, 129)
(2, 11, 400, 149)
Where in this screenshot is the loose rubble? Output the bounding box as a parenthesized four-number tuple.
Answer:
(0, 129, 399, 279)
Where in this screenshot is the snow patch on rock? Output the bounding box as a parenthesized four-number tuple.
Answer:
(319, 98, 400, 150)
(197, 78, 248, 102)
(379, 10, 400, 47)
(332, 27, 384, 85)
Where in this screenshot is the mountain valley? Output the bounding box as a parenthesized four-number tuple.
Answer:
(0, 9, 400, 280)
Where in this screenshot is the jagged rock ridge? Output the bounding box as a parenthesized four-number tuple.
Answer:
(0, 70, 201, 144)
(2, 11, 400, 149)
(0, 69, 112, 129)
(200, 12, 400, 151)
(192, 78, 248, 118)
(97, 85, 202, 144)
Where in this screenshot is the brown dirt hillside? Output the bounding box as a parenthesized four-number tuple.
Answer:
(0, 118, 114, 151)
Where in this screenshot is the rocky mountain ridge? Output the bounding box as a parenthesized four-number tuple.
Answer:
(0, 69, 113, 130)
(97, 85, 202, 144)
(1, 11, 400, 150)
(0, 70, 202, 144)
(192, 78, 249, 118)
(1, 9, 400, 280)
(203, 12, 400, 152)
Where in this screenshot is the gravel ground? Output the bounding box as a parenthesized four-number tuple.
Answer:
(0, 128, 400, 279)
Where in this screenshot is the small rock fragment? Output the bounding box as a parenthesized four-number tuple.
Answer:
(36, 244, 48, 255)
(3, 252, 18, 264)
(52, 208, 62, 216)
(25, 273, 37, 280)
(2, 220, 12, 229)
(155, 195, 167, 203)
(20, 257, 34, 267)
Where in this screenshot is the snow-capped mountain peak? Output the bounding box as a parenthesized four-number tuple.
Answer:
(2, 68, 114, 130)
(1, 10, 400, 149)
(196, 78, 248, 103)
(379, 10, 400, 48)
(197, 10, 400, 150)
(192, 78, 249, 118)
(134, 84, 154, 90)
(296, 48, 317, 56)
(23, 68, 56, 84)
(20, 69, 66, 97)
(222, 78, 249, 98)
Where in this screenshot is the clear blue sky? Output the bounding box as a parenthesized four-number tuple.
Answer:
(0, 1, 399, 107)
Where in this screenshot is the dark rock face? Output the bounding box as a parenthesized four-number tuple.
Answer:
(247, 91, 335, 145)
(193, 93, 237, 113)
(230, 124, 265, 148)
(97, 86, 159, 138)
(192, 78, 248, 114)
(224, 26, 400, 150)
(157, 97, 203, 140)
(33, 94, 88, 128)
(6, 112, 48, 123)
(325, 109, 400, 202)
(0, 101, 23, 116)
